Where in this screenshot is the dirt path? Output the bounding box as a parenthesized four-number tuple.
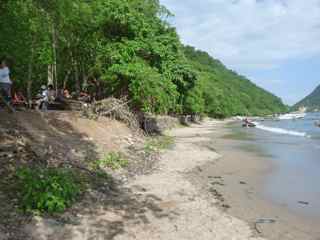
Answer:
(23, 120, 265, 240)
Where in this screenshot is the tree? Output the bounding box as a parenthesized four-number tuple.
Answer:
(0, 0, 287, 116)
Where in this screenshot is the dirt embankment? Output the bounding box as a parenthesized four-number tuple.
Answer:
(1, 114, 263, 240)
(0, 111, 154, 240)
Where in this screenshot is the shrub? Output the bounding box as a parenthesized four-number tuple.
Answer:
(16, 167, 81, 214)
(92, 152, 129, 170)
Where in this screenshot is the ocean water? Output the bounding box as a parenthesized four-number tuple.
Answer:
(239, 112, 320, 219)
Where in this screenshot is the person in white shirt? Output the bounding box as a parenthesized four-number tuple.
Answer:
(37, 85, 49, 110)
(0, 59, 12, 101)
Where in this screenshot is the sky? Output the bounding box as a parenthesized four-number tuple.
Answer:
(160, 0, 320, 105)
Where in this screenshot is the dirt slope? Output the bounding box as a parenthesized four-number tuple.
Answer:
(0, 111, 141, 240)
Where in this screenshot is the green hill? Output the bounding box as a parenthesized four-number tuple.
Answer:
(293, 84, 320, 112)
(183, 46, 288, 117)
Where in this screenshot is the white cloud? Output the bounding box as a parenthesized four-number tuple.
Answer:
(160, 0, 320, 71)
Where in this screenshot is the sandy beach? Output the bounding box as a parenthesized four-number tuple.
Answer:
(22, 119, 320, 240)
(113, 120, 264, 240)
(118, 119, 320, 240)
(187, 121, 320, 240)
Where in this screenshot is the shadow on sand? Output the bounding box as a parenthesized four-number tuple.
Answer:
(0, 111, 175, 240)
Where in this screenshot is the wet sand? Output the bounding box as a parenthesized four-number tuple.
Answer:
(188, 123, 320, 240)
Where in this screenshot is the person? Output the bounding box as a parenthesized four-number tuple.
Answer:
(37, 85, 49, 110)
(243, 118, 256, 128)
(12, 91, 27, 107)
(47, 84, 56, 102)
(79, 91, 91, 103)
(63, 88, 71, 99)
(0, 58, 12, 102)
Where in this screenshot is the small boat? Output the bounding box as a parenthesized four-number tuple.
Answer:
(242, 123, 256, 128)
(242, 119, 256, 128)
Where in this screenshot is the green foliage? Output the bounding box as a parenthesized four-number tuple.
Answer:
(16, 167, 80, 214)
(183, 46, 288, 117)
(144, 135, 174, 153)
(183, 81, 205, 114)
(92, 152, 129, 170)
(128, 64, 178, 113)
(293, 84, 320, 111)
(0, 0, 287, 117)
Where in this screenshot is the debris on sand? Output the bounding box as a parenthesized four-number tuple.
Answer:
(254, 218, 276, 234)
(82, 98, 139, 130)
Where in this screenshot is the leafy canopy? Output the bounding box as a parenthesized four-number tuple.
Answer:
(0, 0, 287, 117)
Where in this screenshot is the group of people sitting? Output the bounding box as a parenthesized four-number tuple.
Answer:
(35, 84, 82, 110)
(37, 84, 57, 110)
(0, 56, 99, 111)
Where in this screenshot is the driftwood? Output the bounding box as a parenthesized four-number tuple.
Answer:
(82, 98, 139, 130)
(254, 218, 276, 234)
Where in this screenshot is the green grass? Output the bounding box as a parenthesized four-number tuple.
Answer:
(91, 152, 129, 170)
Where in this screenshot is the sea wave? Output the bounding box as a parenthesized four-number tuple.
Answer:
(253, 122, 309, 137)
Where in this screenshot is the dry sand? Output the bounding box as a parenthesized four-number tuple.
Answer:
(23, 119, 320, 240)
(113, 120, 265, 240)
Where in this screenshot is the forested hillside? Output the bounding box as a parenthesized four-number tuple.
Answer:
(293, 84, 320, 112)
(0, 0, 287, 117)
(183, 46, 288, 117)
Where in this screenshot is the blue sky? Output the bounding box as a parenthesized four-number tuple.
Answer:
(160, 0, 320, 105)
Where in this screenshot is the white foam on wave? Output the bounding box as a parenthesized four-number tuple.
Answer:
(253, 122, 309, 138)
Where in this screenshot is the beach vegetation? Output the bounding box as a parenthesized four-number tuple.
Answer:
(15, 167, 81, 214)
(0, 0, 288, 117)
(91, 152, 129, 170)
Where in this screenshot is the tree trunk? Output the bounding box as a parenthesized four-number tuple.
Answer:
(71, 51, 80, 96)
(47, 64, 54, 86)
(51, 23, 58, 92)
(27, 39, 35, 107)
(63, 69, 71, 89)
(74, 61, 80, 96)
(52, 23, 58, 91)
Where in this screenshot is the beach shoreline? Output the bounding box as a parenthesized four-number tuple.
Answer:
(21, 119, 320, 240)
(187, 120, 320, 240)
